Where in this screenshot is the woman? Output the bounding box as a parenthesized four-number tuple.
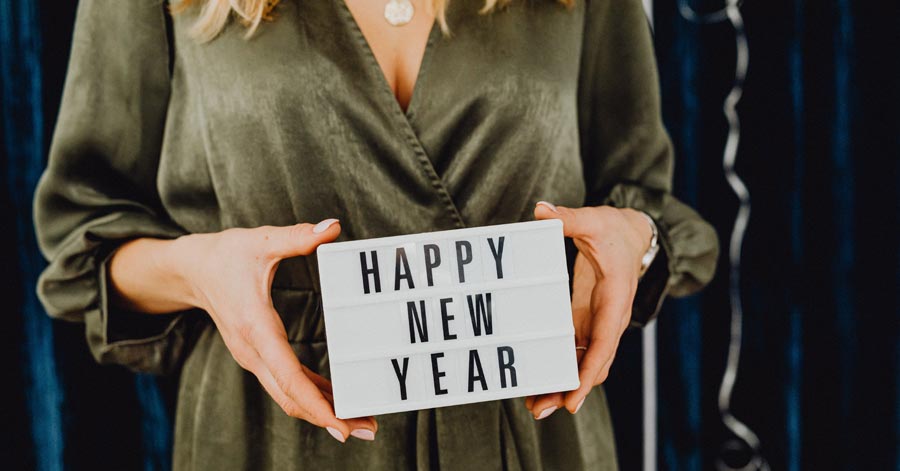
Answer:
(34, 0, 718, 468)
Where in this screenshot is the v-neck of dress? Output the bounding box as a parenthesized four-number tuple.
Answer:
(336, 0, 440, 123)
(333, 0, 466, 229)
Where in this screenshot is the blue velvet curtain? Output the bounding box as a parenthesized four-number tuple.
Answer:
(2, 0, 897, 469)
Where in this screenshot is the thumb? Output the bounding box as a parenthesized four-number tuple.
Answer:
(534, 202, 597, 240)
(267, 219, 341, 259)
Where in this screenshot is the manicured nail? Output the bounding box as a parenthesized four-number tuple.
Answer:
(313, 218, 339, 234)
(536, 201, 559, 213)
(326, 426, 345, 443)
(574, 398, 585, 414)
(536, 406, 557, 420)
(350, 429, 375, 441)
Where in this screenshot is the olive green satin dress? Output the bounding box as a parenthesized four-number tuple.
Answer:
(34, 0, 718, 469)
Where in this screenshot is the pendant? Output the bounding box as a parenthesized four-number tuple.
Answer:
(384, 0, 415, 26)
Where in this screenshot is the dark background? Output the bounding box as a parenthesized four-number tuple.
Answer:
(2, 0, 898, 469)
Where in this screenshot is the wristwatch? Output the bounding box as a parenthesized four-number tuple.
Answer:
(638, 212, 660, 278)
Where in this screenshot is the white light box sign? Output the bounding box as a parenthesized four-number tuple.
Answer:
(317, 219, 579, 419)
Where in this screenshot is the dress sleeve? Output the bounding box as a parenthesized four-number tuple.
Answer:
(34, 0, 195, 374)
(577, 0, 719, 326)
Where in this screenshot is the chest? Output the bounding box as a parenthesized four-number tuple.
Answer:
(162, 0, 589, 229)
(159, 0, 592, 235)
(343, 0, 435, 112)
(172, 0, 584, 123)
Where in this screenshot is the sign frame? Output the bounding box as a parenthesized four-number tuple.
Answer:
(317, 219, 580, 418)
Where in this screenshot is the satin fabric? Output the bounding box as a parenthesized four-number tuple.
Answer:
(33, 0, 718, 469)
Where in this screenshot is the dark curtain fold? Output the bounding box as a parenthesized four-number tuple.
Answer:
(2, 1, 175, 470)
(2, 0, 897, 469)
(641, 0, 900, 469)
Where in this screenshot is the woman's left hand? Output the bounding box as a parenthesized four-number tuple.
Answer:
(524, 201, 653, 420)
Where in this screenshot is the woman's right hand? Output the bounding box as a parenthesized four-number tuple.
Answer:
(111, 219, 377, 443)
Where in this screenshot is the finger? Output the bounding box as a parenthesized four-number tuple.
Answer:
(262, 351, 351, 442)
(255, 361, 314, 420)
(564, 338, 610, 412)
(345, 417, 378, 441)
(219, 330, 310, 420)
(244, 313, 353, 442)
(533, 202, 601, 241)
(575, 345, 586, 364)
(571, 253, 595, 352)
(257, 361, 380, 440)
(524, 393, 541, 414)
(593, 306, 633, 386)
(237, 346, 330, 431)
(564, 284, 628, 412)
(265, 219, 341, 260)
(530, 392, 566, 420)
(315, 375, 377, 431)
(568, 335, 621, 411)
(302, 365, 334, 395)
(596, 345, 620, 386)
(318, 386, 378, 440)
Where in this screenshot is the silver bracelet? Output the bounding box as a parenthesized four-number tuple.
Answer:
(638, 212, 660, 278)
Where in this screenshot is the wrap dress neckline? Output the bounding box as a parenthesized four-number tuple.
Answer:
(337, 0, 438, 138)
(334, 0, 468, 230)
(336, 0, 439, 117)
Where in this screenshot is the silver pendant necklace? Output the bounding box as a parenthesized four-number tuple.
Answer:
(384, 0, 415, 26)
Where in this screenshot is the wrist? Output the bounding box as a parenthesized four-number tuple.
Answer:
(619, 208, 654, 252)
(617, 208, 659, 277)
(107, 236, 199, 314)
(159, 234, 205, 310)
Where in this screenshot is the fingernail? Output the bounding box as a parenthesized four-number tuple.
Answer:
(313, 218, 339, 234)
(536, 201, 559, 213)
(350, 429, 375, 441)
(574, 398, 585, 414)
(536, 406, 557, 420)
(326, 426, 345, 443)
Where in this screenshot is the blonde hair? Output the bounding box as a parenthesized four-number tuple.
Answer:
(172, 0, 573, 42)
